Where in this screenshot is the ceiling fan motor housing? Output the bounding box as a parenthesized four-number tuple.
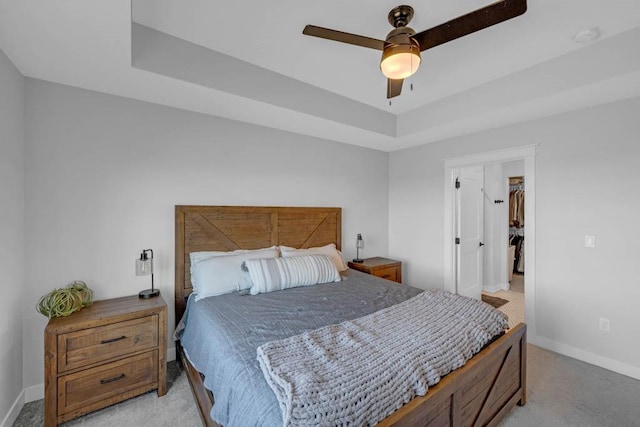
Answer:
(383, 27, 421, 64)
(385, 27, 418, 45)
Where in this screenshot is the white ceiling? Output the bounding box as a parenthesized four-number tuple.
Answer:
(1, 0, 639, 151)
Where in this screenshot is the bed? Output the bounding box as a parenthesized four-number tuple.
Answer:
(175, 205, 527, 427)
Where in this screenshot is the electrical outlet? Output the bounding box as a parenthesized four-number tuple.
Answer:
(598, 317, 610, 333)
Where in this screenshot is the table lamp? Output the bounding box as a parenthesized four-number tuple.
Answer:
(136, 248, 160, 298)
(353, 233, 364, 263)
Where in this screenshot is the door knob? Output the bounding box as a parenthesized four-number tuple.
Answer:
(479, 242, 485, 247)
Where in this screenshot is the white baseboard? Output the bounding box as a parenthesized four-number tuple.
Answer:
(530, 334, 640, 381)
(24, 383, 44, 403)
(23, 348, 177, 404)
(483, 282, 509, 293)
(0, 390, 24, 427)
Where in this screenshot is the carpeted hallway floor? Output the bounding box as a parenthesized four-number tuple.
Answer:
(510, 272, 524, 293)
(493, 288, 525, 328)
(483, 273, 525, 329)
(14, 344, 640, 426)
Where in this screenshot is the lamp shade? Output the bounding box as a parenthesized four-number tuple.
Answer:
(380, 43, 421, 80)
(136, 257, 153, 276)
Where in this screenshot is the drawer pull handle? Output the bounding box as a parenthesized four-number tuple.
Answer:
(101, 335, 126, 344)
(100, 373, 125, 384)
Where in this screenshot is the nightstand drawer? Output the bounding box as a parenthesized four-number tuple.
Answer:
(58, 316, 158, 372)
(57, 350, 158, 421)
(374, 266, 399, 282)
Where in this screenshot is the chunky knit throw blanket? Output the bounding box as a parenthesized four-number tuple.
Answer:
(257, 289, 508, 427)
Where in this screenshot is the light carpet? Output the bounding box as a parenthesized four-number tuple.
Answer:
(499, 345, 640, 427)
(14, 347, 640, 427)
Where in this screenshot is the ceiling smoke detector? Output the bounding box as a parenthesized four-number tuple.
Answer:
(573, 27, 600, 44)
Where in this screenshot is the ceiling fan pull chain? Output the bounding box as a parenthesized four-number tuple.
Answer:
(410, 54, 414, 92)
(410, 51, 414, 92)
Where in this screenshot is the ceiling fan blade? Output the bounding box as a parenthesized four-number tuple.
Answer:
(413, 0, 527, 51)
(303, 25, 385, 51)
(387, 79, 404, 99)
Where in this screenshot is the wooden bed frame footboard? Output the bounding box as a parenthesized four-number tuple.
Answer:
(175, 205, 526, 426)
(379, 323, 526, 427)
(177, 325, 526, 427)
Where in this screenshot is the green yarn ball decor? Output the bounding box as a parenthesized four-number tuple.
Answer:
(36, 281, 94, 318)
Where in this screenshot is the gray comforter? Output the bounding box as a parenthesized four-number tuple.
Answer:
(178, 269, 423, 427)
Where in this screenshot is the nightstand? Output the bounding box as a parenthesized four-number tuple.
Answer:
(44, 295, 167, 426)
(348, 257, 402, 283)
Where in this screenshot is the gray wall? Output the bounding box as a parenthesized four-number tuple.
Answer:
(0, 48, 24, 420)
(8, 55, 640, 408)
(22, 79, 390, 390)
(389, 97, 640, 375)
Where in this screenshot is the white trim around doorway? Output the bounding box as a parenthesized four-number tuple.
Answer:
(443, 144, 537, 338)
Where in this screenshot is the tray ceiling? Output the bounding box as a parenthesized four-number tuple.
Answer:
(1, 0, 639, 151)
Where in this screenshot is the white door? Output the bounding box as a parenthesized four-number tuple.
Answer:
(455, 165, 484, 300)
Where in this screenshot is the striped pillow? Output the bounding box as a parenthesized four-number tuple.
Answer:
(246, 255, 341, 295)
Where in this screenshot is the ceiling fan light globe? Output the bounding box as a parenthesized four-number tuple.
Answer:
(380, 48, 421, 80)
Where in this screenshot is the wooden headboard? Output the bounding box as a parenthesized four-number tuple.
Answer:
(174, 206, 342, 324)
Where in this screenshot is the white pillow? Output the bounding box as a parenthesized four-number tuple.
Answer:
(279, 243, 348, 272)
(190, 246, 279, 264)
(245, 254, 341, 295)
(190, 247, 280, 300)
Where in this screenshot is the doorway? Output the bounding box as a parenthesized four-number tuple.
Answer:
(507, 172, 525, 292)
(483, 166, 526, 327)
(443, 145, 536, 336)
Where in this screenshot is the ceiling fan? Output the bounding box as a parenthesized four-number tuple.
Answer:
(303, 0, 527, 99)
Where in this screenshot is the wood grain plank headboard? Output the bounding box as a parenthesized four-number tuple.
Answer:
(174, 205, 342, 324)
